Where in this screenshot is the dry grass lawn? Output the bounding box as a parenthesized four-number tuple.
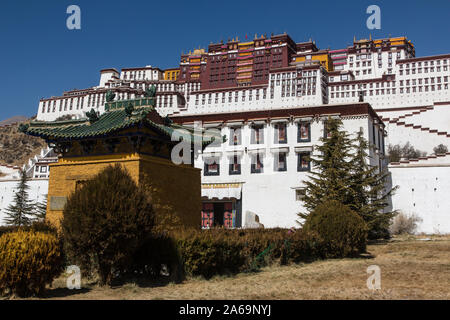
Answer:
(24, 235, 450, 300)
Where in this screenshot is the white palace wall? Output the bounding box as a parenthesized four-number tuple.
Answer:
(389, 155, 450, 234)
(196, 114, 381, 228)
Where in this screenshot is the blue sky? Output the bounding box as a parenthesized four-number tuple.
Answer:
(0, 0, 449, 121)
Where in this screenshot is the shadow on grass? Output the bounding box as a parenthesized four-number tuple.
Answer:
(357, 252, 375, 259)
(41, 287, 91, 299)
(367, 239, 390, 246)
(109, 275, 181, 289)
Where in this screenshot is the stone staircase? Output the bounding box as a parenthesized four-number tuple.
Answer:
(381, 106, 433, 124)
(389, 152, 450, 166)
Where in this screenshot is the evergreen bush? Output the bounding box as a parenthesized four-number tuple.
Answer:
(61, 164, 155, 286)
(302, 200, 368, 257)
(0, 230, 63, 297)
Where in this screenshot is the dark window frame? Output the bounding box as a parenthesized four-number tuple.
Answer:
(250, 153, 264, 174)
(323, 121, 332, 139)
(229, 155, 241, 175)
(204, 159, 220, 176)
(274, 122, 288, 144)
(297, 152, 311, 172)
(297, 121, 311, 142)
(295, 188, 306, 201)
(229, 126, 242, 146)
(251, 125, 265, 144)
(274, 152, 288, 172)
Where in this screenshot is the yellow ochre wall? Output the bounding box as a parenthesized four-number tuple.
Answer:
(46, 153, 201, 229)
(295, 53, 333, 71)
(164, 69, 180, 81)
(140, 156, 201, 228)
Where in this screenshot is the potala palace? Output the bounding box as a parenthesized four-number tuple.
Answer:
(1, 34, 449, 233)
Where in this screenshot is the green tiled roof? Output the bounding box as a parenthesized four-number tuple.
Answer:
(21, 107, 217, 145)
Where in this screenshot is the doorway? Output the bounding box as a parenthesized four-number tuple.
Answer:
(213, 202, 224, 227)
(201, 201, 234, 228)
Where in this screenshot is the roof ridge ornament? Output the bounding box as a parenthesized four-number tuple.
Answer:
(144, 84, 156, 98)
(105, 90, 115, 102)
(125, 102, 134, 117)
(144, 84, 157, 107)
(164, 115, 173, 126)
(18, 123, 29, 133)
(86, 108, 99, 123)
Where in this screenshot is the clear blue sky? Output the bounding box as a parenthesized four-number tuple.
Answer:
(0, 0, 449, 121)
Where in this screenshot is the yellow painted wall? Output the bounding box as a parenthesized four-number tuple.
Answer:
(164, 69, 180, 81)
(140, 156, 201, 228)
(46, 153, 201, 229)
(373, 37, 413, 48)
(295, 53, 333, 71)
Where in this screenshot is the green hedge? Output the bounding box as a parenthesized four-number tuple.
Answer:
(131, 228, 330, 280)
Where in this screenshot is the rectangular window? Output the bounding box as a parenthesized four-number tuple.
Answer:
(274, 123, 287, 144)
(229, 127, 242, 146)
(298, 121, 311, 142)
(297, 152, 311, 172)
(229, 155, 241, 175)
(251, 153, 264, 174)
(295, 189, 306, 201)
(274, 152, 287, 172)
(204, 159, 220, 176)
(251, 125, 264, 144)
(323, 121, 332, 138)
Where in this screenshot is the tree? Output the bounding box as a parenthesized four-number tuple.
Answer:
(433, 144, 448, 155)
(32, 194, 47, 222)
(349, 130, 398, 239)
(299, 117, 355, 220)
(388, 142, 427, 162)
(400, 142, 427, 159)
(3, 169, 34, 226)
(61, 164, 155, 286)
(299, 120, 397, 239)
